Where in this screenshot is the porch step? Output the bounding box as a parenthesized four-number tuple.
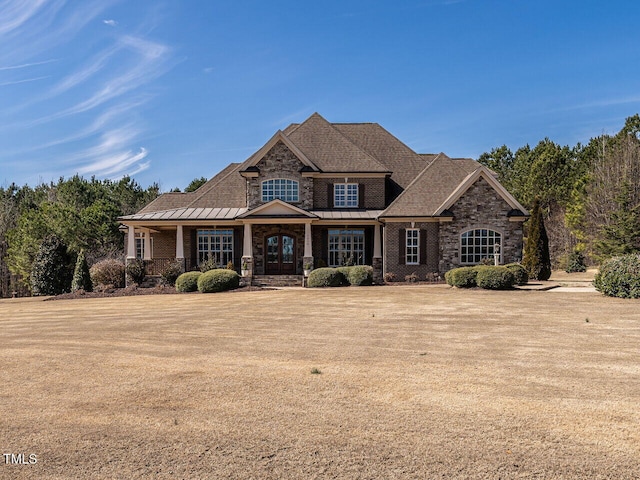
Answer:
(251, 275, 304, 287)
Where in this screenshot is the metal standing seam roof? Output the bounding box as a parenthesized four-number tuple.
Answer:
(310, 210, 383, 220)
(120, 207, 248, 221)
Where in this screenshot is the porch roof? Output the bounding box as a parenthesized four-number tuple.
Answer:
(120, 207, 248, 221)
(310, 210, 383, 220)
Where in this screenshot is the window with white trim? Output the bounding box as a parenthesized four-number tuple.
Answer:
(134, 233, 153, 259)
(198, 229, 234, 266)
(406, 229, 419, 265)
(460, 229, 501, 264)
(334, 183, 358, 207)
(328, 229, 365, 266)
(261, 179, 299, 202)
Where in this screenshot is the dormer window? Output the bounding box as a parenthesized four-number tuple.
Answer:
(334, 183, 358, 207)
(262, 179, 299, 202)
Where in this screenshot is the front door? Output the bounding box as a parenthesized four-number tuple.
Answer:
(265, 234, 295, 274)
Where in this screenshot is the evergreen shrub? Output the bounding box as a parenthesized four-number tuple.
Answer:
(307, 267, 345, 287)
(197, 268, 240, 293)
(444, 267, 478, 288)
(566, 250, 587, 273)
(346, 265, 373, 286)
(89, 259, 125, 288)
(505, 263, 529, 285)
(175, 271, 202, 292)
(71, 250, 93, 292)
(593, 254, 640, 298)
(30, 235, 73, 295)
(475, 266, 516, 290)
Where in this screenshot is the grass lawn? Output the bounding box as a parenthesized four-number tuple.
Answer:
(1, 286, 639, 479)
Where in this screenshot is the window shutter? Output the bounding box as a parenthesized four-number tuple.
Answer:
(420, 229, 427, 265)
(399, 228, 406, 265)
(234, 227, 242, 269)
(328, 184, 334, 208)
(320, 228, 328, 265)
(358, 183, 365, 208)
(190, 228, 197, 270)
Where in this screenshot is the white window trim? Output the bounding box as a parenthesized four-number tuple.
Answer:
(261, 178, 299, 203)
(459, 228, 502, 265)
(197, 229, 234, 267)
(334, 183, 359, 208)
(328, 229, 365, 267)
(134, 233, 153, 259)
(406, 228, 420, 265)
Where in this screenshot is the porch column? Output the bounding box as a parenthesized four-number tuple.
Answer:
(143, 230, 151, 260)
(127, 225, 136, 259)
(372, 223, 383, 284)
(242, 223, 253, 280)
(303, 222, 314, 278)
(175, 225, 185, 271)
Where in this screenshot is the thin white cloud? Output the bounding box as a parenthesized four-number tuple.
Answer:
(78, 147, 149, 177)
(0, 0, 50, 36)
(0, 58, 58, 70)
(103, 19, 117, 27)
(0, 75, 50, 87)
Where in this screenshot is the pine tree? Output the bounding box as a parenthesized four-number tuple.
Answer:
(595, 182, 640, 256)
(30, 235, 72, 295)
(523, 199, 552, 280)
(71, 249, 92, 292)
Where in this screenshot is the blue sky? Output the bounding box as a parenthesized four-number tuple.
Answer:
(2, 0, 640, 191)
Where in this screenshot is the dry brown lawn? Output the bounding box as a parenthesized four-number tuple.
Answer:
(1, 286, 639, 479)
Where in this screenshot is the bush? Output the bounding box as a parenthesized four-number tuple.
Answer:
(405, 272, 418, 283)
(346, 265, 373, 286)
(383, 272, 397, 283)
(126, 258, 146, 285)
(594, 254, 640, 298)
(71, 250, 93, 292)
(307, 267, 345, 287)
(175, 271, 202, 292)
(90, 259, 125, 288)
(566, 250, 587, 273)
(162, 261, 183, 286)
(197, 268, 240, 293)
(504, 263, 529, 285)
(336, 266, 352, 285)
(199, 256, 219, 273)
(30, 235, 73, 295)
(444, 267, 478, 288)
(475, 266, 516, 290)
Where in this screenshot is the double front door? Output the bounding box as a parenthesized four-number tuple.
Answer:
(265, 234, 295, 274)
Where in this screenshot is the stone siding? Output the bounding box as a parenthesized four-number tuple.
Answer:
(247, 141, 313, 209)
(313, 177, 386, 209)
(384, 222, 440, 280)
(438, 177, 524, 272)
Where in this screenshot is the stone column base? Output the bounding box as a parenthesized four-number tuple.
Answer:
(373, 257, 383, 284)
(241, 256, 253, 284)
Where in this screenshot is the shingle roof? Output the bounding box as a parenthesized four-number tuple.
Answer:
(137, 192, 196, 214)
(380, 153, 479, 217)
(186, 163, 246, 209)
(285, 113, 390, 173)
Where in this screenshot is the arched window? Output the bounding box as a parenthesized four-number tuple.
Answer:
(460, 229, 501, 264)
(261, 179, 299, 202)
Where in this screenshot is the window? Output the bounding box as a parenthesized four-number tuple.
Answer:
(134, 233, 152, 259)
(460, 229, 501, 264)
(334, 183, 358, 207)
(262, 179, 299, 202)
(328, 229, 365, 266)
(406, 229, 419, 265)
(198, 229, 234, 266)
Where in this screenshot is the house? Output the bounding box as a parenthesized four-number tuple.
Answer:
(119, 113, 528, 284)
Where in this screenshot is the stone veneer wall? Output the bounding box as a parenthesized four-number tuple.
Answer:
(247, 141, 313, 210)
(438, 177, 524, 272)
(313, 177, 386, 209)
(383, 222, 440, 279)
(251, 224, 305, 275)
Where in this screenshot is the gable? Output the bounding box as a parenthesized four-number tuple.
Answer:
(238, 199, 316, 218)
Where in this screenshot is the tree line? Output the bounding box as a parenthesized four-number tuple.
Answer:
(478, 114, 640, 267)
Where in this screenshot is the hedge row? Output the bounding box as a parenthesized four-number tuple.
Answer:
(594, 254, 640, 299)
(445, 264, 526, 290)
(175, 269, 240, 293)
(307, 265, 373, 288)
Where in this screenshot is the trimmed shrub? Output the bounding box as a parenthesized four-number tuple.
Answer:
(444, 267, 478, 288)
(505, 263, 528, 285)
(126, 258, 146, 285)
(197, 268, 240, 293)
(307, 267, 345, 287)
(90, 259, 125, 288)
(347, 265, 373, 286)
(475, 266, 516, 290)
(71, 250, 93, 292)
(594, 254, 640, 298)
(162, 261, 183, 286)
(566, 250, 587, 273)
(175, 271, 202, 292)
(336, 266, 352, 285)
(30, 235, 73, 295)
